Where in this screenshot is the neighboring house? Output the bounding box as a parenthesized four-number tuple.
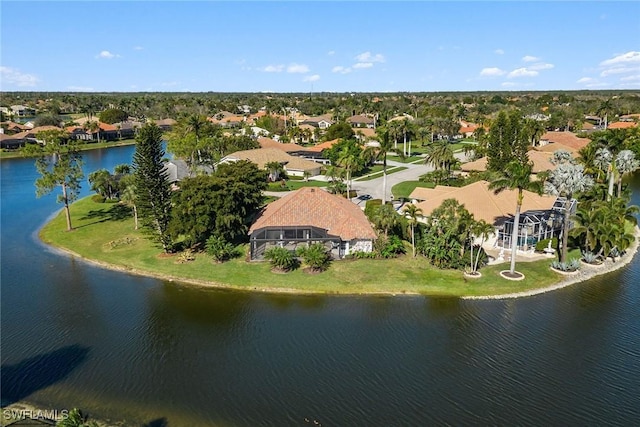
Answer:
(459, 120, 479, 137)
(154, 118, 177, 131)
(1, 105, 36, 117)
(257, 137, 303, 153)
(620, 113, 640, 122)
(300, 115, 334, 129)
(608, 121, 637, 129)
(0, 133, 24, 149)
(248, 187, 377, 260)
(246, 127, 270, 138)
(219, 148, 322, 177)
(537, 131, 590, 152)
(460, 150, 558, 175)
(163, 159, 190, 188)
(353, 127, 378, 142)
(409, 180, 560, 252)
(346, 114, 375, 129)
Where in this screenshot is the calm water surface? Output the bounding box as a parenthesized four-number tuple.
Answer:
(1, 146, 639, 426)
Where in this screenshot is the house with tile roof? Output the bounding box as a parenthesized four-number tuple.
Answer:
(538, 131, 590, 152)
(346, 114, 375, 128)
(409, 180, 564, 252)
(300, 115, 334, 129)
(220, 148, 322, 177)
(460, 150, 560, 175)
(248, 187, 377, 260)
(608, 121, 637, 129)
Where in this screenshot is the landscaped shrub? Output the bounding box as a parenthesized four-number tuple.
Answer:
(375, 235, 406, 258)
(91, 194, 106, 203)
(296, 243, 331, 272)
(551, 258, 581, 272)
(264, 246, 298, 272)
(176, 248, 196, 264)
(581, 251, 600, 264)
(535, 237, 558, 252)
(205, 235, 237, 262)
(364, 199, 382, 221)
(347, 251, 377, 259)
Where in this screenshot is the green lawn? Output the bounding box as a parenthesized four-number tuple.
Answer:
(355, 166, 408, 181)
(387, 155, 424, 163)
(391, 181, 436, 199)
(267, 180, 328, 191)
(39, 196, 569, 297)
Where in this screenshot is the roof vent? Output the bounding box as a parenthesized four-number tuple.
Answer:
(310, 188, 315, 192)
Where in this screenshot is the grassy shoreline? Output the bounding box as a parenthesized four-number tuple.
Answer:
(37, 195, 624, 298)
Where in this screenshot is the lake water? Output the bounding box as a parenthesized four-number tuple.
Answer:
(1, 146, 639, 426)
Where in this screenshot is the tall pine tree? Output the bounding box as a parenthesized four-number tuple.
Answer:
(133, 123, 173, 252)
(486, 110, 530, 173)
(26, 129, 84, 231)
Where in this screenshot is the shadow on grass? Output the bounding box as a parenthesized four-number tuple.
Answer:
(1, 344, 90, 406)
(143, 418, 169, 427)
(78, 203, 132, 228)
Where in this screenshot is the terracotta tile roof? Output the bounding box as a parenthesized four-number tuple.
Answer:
(249, 187, 377, 240)
(540, 131, 590, 151)
(347, 114, 375, 124)
(305, 138, 340, 153)
(461, 150, 556, 174)
(353, 128, 377, 139)
(99, 122, 117, 131)
(608, 121, 637, 129)
(412, 180, 557, 225)
(154, 118, 177, 126)
(224, 148, 321, 172)
(257, 137, 305, 152)
(620, 113, 640, 120)
(535, 141, 581, 155)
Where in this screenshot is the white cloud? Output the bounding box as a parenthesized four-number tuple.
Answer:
(529, 62, 554, 71)
(601, 66, 640, 77)
(508, 67, 539, 78)
(133, 46, 143, 51)
(577, 77, 596, 84)
(96, 50, 119, 59)
(303, 74, 320, 82)
(522, 55, 540, 62)
(353, 62, 373, 69)
(327, 50, 335, 56)
(494, 49, 505, 55)
(600, 51, 640, 67)
(287, 63, 309, 74)
(67, 85, 94, 91)
(480, 67, 505, 77)
(263, 64, 284, 72)
(0, 66, 39, 87)
(355, 52, 385, 63)
(332, 66, 352, 74)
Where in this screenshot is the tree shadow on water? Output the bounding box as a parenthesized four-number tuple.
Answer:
(1, 344, 90, 406)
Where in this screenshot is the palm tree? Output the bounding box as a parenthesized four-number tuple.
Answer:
(424, 140, 455, 175)
(88, 120, 101, 143)
(489, 160, 543, 277)
(544, 153, 594, 262)
(403, 203, 423, 257)
(374, 203, 399, 238)
(337, 147, 359, 199)
(469, 219, 494, 274)
(265, 161, 285, 182)
(594, 147, 613, 186)
(614, 150, 640, 196)
(118, 174, 138, 229)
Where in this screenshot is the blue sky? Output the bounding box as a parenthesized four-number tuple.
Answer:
(1, 1, 639, 92)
